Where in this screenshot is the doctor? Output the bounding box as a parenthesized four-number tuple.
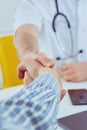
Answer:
(14, 0, 87, 84)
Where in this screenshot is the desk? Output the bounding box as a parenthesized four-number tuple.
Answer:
(0, 81, 87, 130)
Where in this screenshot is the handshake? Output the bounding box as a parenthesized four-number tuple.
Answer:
(17, 52, 66, 100)
(0, 52, 66, 130)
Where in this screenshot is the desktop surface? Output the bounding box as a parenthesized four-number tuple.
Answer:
(58, 110, 87, 130)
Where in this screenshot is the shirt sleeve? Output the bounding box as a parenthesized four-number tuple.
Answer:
(0, 72, 61, 130)
(14, 0, 43, 33)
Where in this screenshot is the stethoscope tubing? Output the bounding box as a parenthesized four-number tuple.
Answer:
(52, 0, 71, 32)
(52, 0, 83, 60)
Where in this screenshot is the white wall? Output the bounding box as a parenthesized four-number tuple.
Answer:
(0, 0, 19, 36)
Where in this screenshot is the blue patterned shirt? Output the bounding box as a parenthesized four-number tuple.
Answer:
(0, 72, 61, 130)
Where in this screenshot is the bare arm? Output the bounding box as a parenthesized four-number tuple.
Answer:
(15, 24, 55, 84)
(15, 24, 39, 60)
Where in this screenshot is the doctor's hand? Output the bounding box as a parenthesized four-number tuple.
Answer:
(18, 52, 55, 85)
(17, 55, 66, 100)
(59, 62, 87, 82)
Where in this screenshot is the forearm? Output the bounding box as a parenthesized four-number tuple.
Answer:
(14, 25, 39, 60)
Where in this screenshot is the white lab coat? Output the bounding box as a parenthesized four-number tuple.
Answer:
(78, 0, 87, 61)
(14, 0, 79, 68)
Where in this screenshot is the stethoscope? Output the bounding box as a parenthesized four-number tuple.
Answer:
(52, 0, 83, 61)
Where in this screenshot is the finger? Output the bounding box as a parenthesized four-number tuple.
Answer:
(63, 74, 75, 81)
(59, 66, 69, 71)
(67, 77, 80, 82)
(59, 64, 72, 71)
(59, 68, 73, 77)
(24, 71, 33, 86)
(33, 52, 55, 67)
(60, 89, 66, 100)
(17, 63, 26, 79)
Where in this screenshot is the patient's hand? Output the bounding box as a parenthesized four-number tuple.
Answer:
(18, 56, 66, 100)
(59, 62, 87, 82)
(17, 52, 55, 85)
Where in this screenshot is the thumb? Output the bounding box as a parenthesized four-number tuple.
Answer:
(33, 52, 55, 68)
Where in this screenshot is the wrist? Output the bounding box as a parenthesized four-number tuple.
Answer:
(21, 49, 38, 61)
(39, 67, 62, 87)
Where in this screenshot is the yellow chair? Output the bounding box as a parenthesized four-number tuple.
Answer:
(0, 35, 23, 89)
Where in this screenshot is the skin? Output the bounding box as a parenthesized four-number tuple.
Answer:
(15, 24, 55, 84)
(59, 62, 87, 82)
(18, 56, 66, 100)
(15, 24, 87, 83)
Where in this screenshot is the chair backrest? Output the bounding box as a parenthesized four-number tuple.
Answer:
(0, 35, 23, 89)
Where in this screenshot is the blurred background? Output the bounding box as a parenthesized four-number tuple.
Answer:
(0, 0, 19, 88)
(0, 0, 18, 36)
(0, 0, 87, 87)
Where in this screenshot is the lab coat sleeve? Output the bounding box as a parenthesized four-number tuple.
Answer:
(14, 0, 43, 33)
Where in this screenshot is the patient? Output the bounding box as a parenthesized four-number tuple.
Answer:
(0, 58, 66, 130)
